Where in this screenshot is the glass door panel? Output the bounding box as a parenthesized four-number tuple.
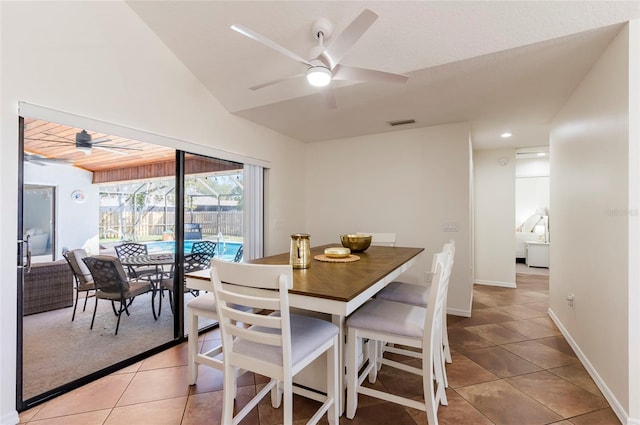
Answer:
(20, 117, 178, 406)
(183, 153, 244, 333)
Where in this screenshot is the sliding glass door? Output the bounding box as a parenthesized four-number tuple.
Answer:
(17, 116, 255, 411)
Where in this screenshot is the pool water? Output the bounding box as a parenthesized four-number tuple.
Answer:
(145, 240, 242, 261)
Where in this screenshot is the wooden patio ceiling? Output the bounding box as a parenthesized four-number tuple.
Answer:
(23, 118, 240, 183)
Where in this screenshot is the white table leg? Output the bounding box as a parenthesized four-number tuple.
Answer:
(331, 313, 346, 415)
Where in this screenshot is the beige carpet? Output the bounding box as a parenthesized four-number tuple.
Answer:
(22, 291, 214, 400)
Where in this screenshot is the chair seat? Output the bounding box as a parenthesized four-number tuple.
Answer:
(236, 313, 339, 366)
(77, 281, 95, 292)
(187, 292, 217, 312)
(377, 281, 431, 306)
(131, 266, 159, 277)
(348, 299, 426, 339)
(97, 280, 152, 300)
(187, 292, 249, 313)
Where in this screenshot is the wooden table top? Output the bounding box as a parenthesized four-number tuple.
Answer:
(248, 244, 424, 302)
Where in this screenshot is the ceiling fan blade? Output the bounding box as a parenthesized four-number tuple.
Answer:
(24, 153, 74, 165)
(231, 24, 312, 67)
(332, 64, 408, 84)
(95, 144, 142, 151)
(319, 9, 378, 69)
(94, 146, 131, 156)
(90, 137, 112, 144)
(319, 87, 337, 110)
(25, 138, 75, 144)
(249, 73, 305, 91)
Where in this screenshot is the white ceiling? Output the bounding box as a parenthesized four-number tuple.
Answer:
(127, 1, 640, 150)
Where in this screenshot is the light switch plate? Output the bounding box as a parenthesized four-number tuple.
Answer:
(443, 222, 458, 232)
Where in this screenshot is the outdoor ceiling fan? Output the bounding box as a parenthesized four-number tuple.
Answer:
(25, 130, 142, 156)
(231, 8, 408, 108)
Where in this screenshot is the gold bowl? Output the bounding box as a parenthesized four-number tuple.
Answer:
(340, 234, 372, 252)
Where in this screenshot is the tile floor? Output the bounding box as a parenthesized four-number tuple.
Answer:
(18, 272, 620, 425)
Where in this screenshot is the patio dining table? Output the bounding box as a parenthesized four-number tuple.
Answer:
(185, 243, 424, 412)
(120, 253, 176, 317)
(119, 253, 175, 282)
(119, 253, 175, 267)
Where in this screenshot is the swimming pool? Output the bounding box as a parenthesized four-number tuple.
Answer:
(145, 240, 242, 261)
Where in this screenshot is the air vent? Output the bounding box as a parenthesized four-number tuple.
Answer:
(387, 119, 416, 127)
(516, 146, 549, 159)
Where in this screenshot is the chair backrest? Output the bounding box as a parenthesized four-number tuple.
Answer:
(83, 255, 131, 294)
(233, 245, 244, 263)
(114, 242, 148, 258)
(429, 240, 455, 273)
(63, 248, 93, 285)
(184, 252, 211, 273)
(210, 258, 294, 373)
(357, 232, 396, 247)
(191, 240, 217, 256)
(423, 251, 451, 350)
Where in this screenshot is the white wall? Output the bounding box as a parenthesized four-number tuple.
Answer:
(474, 148, 516, 287)
(24, 162, 100, 258)
(516, 157, 550, 178)
(515, 156, 550, 232)
(550, 22, 637, 423)
(305, 123, 474, 316)
(628, 19, 640, 425)
(0, 2, 305, 423)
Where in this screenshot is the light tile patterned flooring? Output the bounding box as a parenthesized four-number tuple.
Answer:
(19, 272, 620, 425)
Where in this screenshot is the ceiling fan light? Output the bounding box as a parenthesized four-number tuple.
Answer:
(306, 66, 331, 87)
(76, 145, 92, 155)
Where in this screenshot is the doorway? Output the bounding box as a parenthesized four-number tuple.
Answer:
(23, 185, 55, 263)
(515, 147, 550, 273)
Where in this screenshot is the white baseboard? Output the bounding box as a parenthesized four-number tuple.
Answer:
(547, 308, 633, 425)
(447, 307, 471, 317)
(474, 279, 517, 288)
(0, 410, 19, 425)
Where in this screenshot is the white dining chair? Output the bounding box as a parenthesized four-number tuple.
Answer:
(187, 269, 252, 389)
(187, 292, 224, 385)
(346, 250, 451, 424)
(210, 258, 339, 425)
(357, 232, 396, 247)
(376, 240, 455, 364)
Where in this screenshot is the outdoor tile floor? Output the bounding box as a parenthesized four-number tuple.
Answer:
(18, 270, 621, 424)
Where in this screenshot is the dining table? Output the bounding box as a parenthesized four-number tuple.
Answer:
(185, 243, 424, 412)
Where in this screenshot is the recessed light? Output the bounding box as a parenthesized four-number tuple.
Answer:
(537, 152, 546, 157)
(501, 132, 512, 138)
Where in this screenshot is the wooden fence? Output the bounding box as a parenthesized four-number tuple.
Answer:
(100, 210, 243, 240)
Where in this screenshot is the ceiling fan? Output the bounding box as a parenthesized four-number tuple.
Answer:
(24, 152, 74, 166)
(231, 9, 408, 108)
(25, 130, 142, 156)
